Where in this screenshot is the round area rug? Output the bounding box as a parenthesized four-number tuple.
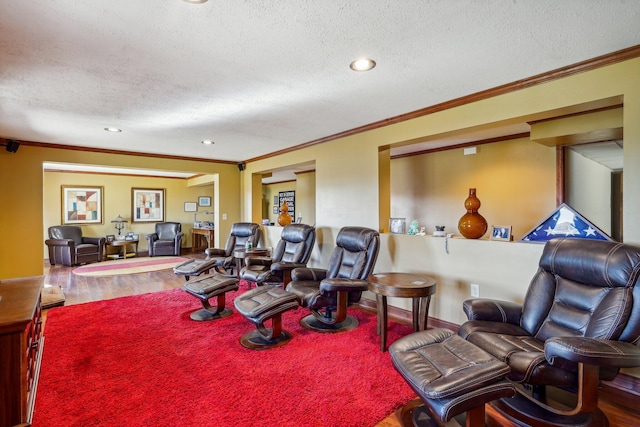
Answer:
(72, 256, 189, 276)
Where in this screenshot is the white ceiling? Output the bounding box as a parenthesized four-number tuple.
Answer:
(2, 1, 639, 165)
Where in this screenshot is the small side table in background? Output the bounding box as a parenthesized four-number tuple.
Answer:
(367, 272, 437, 352)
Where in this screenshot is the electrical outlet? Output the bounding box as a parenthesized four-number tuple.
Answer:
(470, 283, 480, 298)
(222, 213, 227, 220)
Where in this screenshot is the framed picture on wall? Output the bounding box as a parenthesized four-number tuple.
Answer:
(132, 188, 165, 222)
(184, 202, 197, 212)
(198, 196, 211, 207)
(61, 185, 104, 225)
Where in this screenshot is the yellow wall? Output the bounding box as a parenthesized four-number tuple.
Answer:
(391, 137, 556, 240)
(1, 57, 639, 331)
(0, 146, 240, 279)
(43, 171, 214, 255)
(240, 57, 640, 331)
(262, 181, 296, 225)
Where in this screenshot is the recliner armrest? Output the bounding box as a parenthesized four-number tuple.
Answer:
(320, 278, 369, 293)
(246, 256, 273, 267)
(205, 248, 226, 258)
(146, 233, 159, 242)
(291, 267, 327, 282)
(45, 238, 74, 247)
(271, 261, 305, 272)
(462, 298, 522, 324)
(545, 337, 640, 368)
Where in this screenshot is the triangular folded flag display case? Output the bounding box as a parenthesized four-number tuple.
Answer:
(519, 203, 614, 243)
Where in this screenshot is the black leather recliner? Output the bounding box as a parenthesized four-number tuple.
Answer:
(286, 226, 380, 332)
(146, 222, 182, 256)
(46, 225, 105, 266)
(458, 238, 640, 427)
(240, 223, 316, 288)
(205, 222, 261, 275)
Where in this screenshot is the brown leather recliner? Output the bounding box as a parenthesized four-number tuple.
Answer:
(286, 226, 379, 332)
(146, 222, 182, 256)
(240, 223, 316, 288)
(46, 225, 105, 266)
(205, 222, 261, 275)
(458, 238, 640, 427)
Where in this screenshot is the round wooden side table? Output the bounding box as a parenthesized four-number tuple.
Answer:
(367, 272, 437, 352)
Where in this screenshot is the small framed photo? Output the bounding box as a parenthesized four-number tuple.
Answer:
(184, 201, 197, 212)
(389, 218, 406, 234)
(198, 196, 211, 207)
(106, 234, 115, 242)
(490, 225, 512, 241)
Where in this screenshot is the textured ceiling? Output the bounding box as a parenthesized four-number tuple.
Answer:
(1, 1, 640, 163)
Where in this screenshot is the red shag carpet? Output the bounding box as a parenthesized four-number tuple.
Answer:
(33, 287, 416, 427)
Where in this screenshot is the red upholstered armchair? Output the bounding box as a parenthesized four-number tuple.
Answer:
(46, 225, 105, 266)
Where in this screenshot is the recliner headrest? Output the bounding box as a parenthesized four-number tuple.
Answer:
(281, 223, 314, 243)
(231, 222, 259, 237)
(540, 238, 640, 289)
(337, 226, 377, 252)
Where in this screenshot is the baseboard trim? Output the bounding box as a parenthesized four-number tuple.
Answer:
(355, 298, 640, 410)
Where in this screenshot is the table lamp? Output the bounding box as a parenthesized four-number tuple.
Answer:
(111, 215, 128, 235)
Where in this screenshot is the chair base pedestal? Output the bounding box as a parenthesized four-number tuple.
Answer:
(406, 404, 468, 427)
(239, 329, 293, 350)
(492, 394, 608, 427)
(299, 314, 359, 333)
(190, 307, 233, 322)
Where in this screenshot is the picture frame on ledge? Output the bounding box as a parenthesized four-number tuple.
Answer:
(490, 225, 512, 241)
(389, 218, 406, 234)
(132, 188, 165, 223)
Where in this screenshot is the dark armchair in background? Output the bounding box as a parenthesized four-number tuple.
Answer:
(458, 238, 640, 427)
(45, 225, 105, 266)
(146, 222, 182, 256)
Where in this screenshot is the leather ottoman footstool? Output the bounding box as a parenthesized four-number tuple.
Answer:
(183, 274, 239, 321)
(234, 286, 300, 350)
(174, 258, 219, 281)
(390, 328, 515, 427)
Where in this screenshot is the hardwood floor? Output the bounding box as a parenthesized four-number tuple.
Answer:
(42, 255, 640, 427)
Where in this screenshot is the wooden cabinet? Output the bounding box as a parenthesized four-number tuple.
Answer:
(0, 276, 43, 427)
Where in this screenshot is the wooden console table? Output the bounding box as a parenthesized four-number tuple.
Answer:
(368, 272, 437, 352)
(0, 276, 43, 426)
(192, 227, 214, 252)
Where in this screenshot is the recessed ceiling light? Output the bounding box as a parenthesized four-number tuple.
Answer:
(182, 0, 208, 3)
(104, 127, 122, 132)
(350, 58, 376, 72)
(201, 140, 214, 145)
